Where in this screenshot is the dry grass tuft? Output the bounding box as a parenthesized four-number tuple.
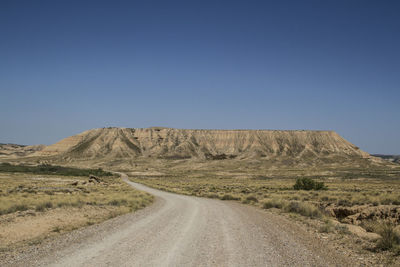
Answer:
(375, 221, 400, 251)
(285, 201, 322, 218)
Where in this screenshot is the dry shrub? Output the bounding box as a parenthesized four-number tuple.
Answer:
(242, 195, 258, 204)
(285, 201, 322, 218)
(263, 199, 321, 218)
(35, 201, 53, 212)
(220, 194, 240, 201)
(319, 219, 335, 233)
(0, 203, 29, 215)
(335, 224, 350, 235)
(263, 198, 287, 209)
(375, 221, 400, 251)
(360, 220, 378, 233)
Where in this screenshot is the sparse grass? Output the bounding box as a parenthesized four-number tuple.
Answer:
(0, 203, 29, 215)
(129, 166, 400, 214)
(0, 172, 153, 216)
(262, 198, 321, 218)
(35, 201, 53, 212)
(263, 198, 287, 209)
(335, 224, 350, 235)
(0, 171, 153, 249)
(52, 226, 61, 233)
(319, 219, 335, 233)
(128, 159, 400, 209)
(285, 201, 322, 218)
(242, 195, 258, 204)
(126, 157, 400, 263)
(220, 194, 240, 200)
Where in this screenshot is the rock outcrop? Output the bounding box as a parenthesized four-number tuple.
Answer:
(30, 127, 377, 164)
(325, 204, 400, 224)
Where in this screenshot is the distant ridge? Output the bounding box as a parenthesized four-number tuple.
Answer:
(0, 143, 45, 158)
(32, 127, 373, 163)
(372, 154, 400, 164)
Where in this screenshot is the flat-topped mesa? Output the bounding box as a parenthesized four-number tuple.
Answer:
(35, 127, 370, 160)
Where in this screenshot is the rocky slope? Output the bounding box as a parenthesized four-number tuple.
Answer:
(33, 127, 373, 163)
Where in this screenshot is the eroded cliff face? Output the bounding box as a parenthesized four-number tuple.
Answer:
(34, 127, 370, 161)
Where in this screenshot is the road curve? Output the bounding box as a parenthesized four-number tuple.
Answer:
(27, 173, 348, 267)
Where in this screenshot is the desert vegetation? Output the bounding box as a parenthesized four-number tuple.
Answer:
(128, 158, 400, 259)
(293, 177, 327, 190)
(0, 162, 113, 177)
(0, 169, 153, 251)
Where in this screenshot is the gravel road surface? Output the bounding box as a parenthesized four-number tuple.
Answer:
(4, 173, 349, 266)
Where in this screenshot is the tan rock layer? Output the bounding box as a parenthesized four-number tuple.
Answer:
(34, 127, 370, 160)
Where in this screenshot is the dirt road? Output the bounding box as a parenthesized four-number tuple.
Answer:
(8, 173, 349, 266)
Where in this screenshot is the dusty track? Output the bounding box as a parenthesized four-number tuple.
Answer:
(5, 173, 349, 266)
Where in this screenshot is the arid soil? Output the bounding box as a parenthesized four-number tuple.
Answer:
(1, 173, 351, 267)
(0, 206, 116, 247)
(0, 171, 153, 252)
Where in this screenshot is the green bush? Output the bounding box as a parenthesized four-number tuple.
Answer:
(293, 178, 327, 191)
(0, 163, 113, 177)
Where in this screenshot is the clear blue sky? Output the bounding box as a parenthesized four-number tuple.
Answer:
(0, 0, 399, 154)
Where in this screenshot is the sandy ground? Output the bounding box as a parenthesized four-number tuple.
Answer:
(1, 173, 350, 267)
(0, 206, 115, 247)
